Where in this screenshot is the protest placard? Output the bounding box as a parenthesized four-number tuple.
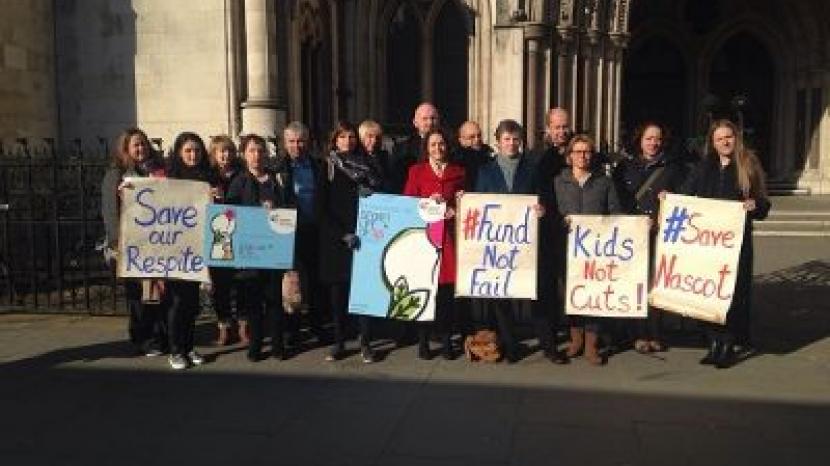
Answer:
(649, 193, 746, 324)
(565, 215, 649, 318)
(455, 193, 538, 299)
(204, 204, 296, 270)
(348, 194, 445, 321)
(118, 178, 211, 282)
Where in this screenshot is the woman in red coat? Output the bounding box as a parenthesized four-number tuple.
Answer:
(403, 128, 465, 359)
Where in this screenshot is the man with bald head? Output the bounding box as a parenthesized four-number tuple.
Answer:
(390, 102, 441, 193)
(454, 120, 493, 190)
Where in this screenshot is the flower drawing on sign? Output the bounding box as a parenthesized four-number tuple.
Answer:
(381, 227, 441, 320)
(210, 209, 236, 260)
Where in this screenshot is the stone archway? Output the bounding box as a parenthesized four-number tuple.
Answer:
(429, 0, 469, 130)
(707, 32, 776, 172)
(296, 1, 332, 145)
(622, 34, 689, 150)
(384, 1, 423, 129)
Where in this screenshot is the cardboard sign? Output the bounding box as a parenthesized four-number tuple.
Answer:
(348, 194, 445, 321)
(565, 215, 649, 318)
(455, 193, 538, 299)
(649, 194, 746, 324)
(204, 204, 297, 270)
(118, 178, 210, 282)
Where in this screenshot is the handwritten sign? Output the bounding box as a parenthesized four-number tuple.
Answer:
(649, 194, 746, 324)
(204, 204, 296, 270)
(455, 193, 538, 299)
(118, 178, 210, 282)
(349, 194, 444, 321)
(565, 215, 649, 318)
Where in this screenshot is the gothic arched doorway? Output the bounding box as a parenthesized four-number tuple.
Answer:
(622, 36, 688, 152)
(707, 32, 775, 172)
(431, 0, 469, 130)
(298, 1, 332, 146)
(386, 1, 422, 129)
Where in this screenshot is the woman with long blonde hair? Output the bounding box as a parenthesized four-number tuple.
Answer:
(682, 119, 770, 369)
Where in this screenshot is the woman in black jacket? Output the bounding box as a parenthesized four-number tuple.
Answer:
(554, 134, 623, 365)
(317, 121, 384, 363)
(681, 119, 770, 369)
(100, 128, 167, 357)
(614, 122, 688, 353)
(225, 134, 289, 362)
(207, 135, 245, 346)
(164, 132, 217, 370)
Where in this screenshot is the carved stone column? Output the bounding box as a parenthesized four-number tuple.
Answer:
(240, 0, 282, 139)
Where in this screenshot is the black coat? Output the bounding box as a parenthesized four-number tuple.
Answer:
(553, 171, 623, 217)
(680, 157, 770, 340)
(315, 151, 383, 284)
(452, 144, 494, 191)
(225, 170, 287, 208)
(390, 134, 424, 194)
(614, 152, 688, 219)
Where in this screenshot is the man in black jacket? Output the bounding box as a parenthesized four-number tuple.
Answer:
(453, 120, 493, 191)
(389, 102, 441, 193)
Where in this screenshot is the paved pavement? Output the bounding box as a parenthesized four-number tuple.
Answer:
(1, 236, 829, 466)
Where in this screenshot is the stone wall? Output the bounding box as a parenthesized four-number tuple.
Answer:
(0, 0, 57, 142)
(56, 0, 233, 151)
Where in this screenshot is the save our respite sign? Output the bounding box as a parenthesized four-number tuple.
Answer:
(649, 193, 746, 324)
(118, 178, 211, 282)
(565, 215, 649, 318)
(455, 193, 538, 299)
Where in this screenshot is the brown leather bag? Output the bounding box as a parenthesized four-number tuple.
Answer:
(464, 330, 502, 362)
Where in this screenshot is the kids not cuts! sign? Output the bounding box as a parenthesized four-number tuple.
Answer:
(118, 178, 211, 282)
(565, 215, 649, 318)
(649, 194, 746, 324)
(455, 193, 538, 299)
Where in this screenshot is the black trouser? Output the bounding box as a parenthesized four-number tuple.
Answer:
(209, 267, 240, 324)
(329, 281, 370, 350)
(418, 285, 455, 346)
(286, 224, 326, 338)
(241, 270, 285, 352)
(708, 266, 752, 346)
(125, 280, 165, 353)
(166, 281, 200, 356)
(482, 298, 553, 356)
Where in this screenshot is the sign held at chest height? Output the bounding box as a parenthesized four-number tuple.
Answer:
(649, 194, 746, 325)
(118, 178, 211, 282)
(455, 193, 538, 299)
(565, 215, 649, 318)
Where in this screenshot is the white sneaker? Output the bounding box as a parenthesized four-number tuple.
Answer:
(187, 350, 205, 366)
(168, 354, 188, 370)
(144, 349, 163, 357)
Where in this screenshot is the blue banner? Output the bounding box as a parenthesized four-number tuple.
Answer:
(348, 194, 445, 321)
(203, 204, 296, 270)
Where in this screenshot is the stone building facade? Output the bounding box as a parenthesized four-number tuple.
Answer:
(1, 0, 829, 192)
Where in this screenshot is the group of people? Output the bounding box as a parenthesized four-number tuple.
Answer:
(101, 102, 769, 371)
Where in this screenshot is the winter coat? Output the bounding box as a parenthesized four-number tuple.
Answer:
(390, 133, 424, 194)
(100, 156, 166, 248)
(403, 161, 465, 284)
(614, 151, 688, 219)
(553, 170, 623, 217)
(452, 144, 493, 191)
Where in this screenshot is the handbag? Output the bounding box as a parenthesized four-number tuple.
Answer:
(464, 330, 502, 362)
(282, 270, 305, 314)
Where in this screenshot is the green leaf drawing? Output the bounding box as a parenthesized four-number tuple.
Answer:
(388, 288, 430, 321)
(392, 276, 409, 302)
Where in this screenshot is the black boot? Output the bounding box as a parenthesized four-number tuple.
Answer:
(247, 345, 262, 362)
(715, 342, 735, 369)
(700, 339, 721, 365)
(271, 338, 286, 361)
(440, 334, 454, 360)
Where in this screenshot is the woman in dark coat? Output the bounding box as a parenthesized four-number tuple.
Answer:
(206, 135, 245, 346)
(474, 119, 565, 364)
(680, 119, 770, 369)
(614, 122, 688, 353)
(225, 134, 290, 362)
(554, 134, 623, 366)
(317, 121, 384, 363)
(164, 132, 217, 370)
(100, 128, 167, 357)
(359, 119, 394, 193)
(403, 128, 465, 360)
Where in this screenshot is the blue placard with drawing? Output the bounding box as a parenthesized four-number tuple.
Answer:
(348, 194, 445, 322)
(203, 204, 296, 270)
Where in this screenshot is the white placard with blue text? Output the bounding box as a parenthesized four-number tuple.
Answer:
(565, 215, 649, 318)
(455, 193, 538, 299)
(348, 194, 445, 321)
(118, 178, 211, 282)
(204, 204, 296, 270)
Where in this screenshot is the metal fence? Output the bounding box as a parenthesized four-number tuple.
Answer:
(0, 139, 125, 314)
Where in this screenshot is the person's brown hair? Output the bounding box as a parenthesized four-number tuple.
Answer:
(631, 121, 670, 156)
(420, 128, 450, 160)
(704, 119, 767, 198)
(328, 120, 357, 153)
(110, 127, 154, 171)
(207, 135, 238, 168)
